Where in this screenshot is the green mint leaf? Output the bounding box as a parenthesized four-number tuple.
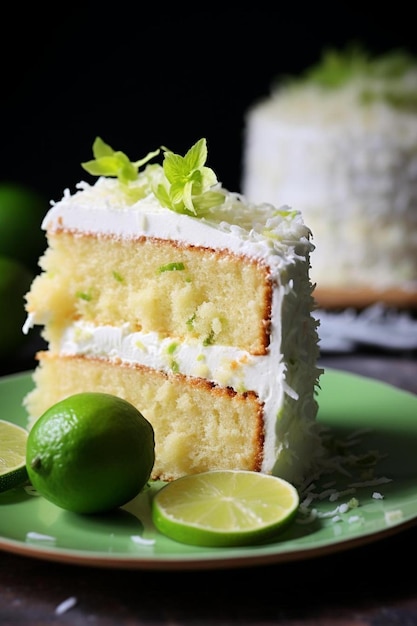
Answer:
(154, 183, 172, 208)
(303, 45, 370, 88)
(288, 45, 415, 90)
(193, 191, 226, 215)
(184, 137, 207, 171)
(81, 137, 160, 184)
(81, 136, 225, 217)
(163, 152, 186, 183)
(132, 148, 161, 170)
(154, 138, 225, 215)
(92, 137, 114, 158)
(278, 45, 417, 112)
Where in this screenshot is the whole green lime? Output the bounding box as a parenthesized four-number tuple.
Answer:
(0, 255, 34, 359)
(26, 392, 155, 514)
(0, 182, 47, 271)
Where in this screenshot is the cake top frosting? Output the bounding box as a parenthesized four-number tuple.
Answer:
(255, 46, 417, 124)
(279, 46, 417, 106)
(43, 137, 314, 272)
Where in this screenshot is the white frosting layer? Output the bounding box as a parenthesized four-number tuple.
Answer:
(42, 177, 313, 275)
(242, 76, 417, 290)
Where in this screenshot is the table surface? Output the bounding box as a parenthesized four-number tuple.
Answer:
(1, 345, 417, 625)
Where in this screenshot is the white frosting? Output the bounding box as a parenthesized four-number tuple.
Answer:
(242, 76, 417, 290)
(42, 177, 312, 274)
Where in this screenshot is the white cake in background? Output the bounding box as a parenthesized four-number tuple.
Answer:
(23, 137, 324, 485)
(242, 47, 417, 309)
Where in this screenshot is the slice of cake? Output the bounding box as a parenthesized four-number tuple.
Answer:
(242, 46, 417, 309)
(23, 137, 323, 485)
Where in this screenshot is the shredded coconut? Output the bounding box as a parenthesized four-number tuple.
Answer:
(372, 491, 384, 500)
(385, 510, 404, 525)
(328, 488, 356, 501)
(55, 597, 77, 615)
(131, 535, 155, 546)
(296, 426, 390, 526)
(25, 531, 56, 543)
(349, 477, 392, 488)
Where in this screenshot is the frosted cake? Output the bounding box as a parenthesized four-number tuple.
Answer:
(243, 47, 417, 308)
(23, 137, 323, 484)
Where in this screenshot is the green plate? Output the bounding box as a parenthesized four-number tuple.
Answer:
(1, 369, 417, 570)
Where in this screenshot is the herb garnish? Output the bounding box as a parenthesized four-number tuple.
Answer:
(276, 45, 417, 111)
(81, 137, 225, 216)
(81, 137, 160, 185)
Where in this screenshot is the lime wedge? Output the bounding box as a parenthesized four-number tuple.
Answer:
(151, 470, 299, 547)
(0, 419, 29, 492)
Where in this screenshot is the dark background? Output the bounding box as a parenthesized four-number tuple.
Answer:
(2, 3, 417, 206)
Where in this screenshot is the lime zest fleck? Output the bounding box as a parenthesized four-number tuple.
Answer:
(112, 270, 124, 282)
(170, 360, 180, 373)
(165, 343, 179, 372)
(186, 313, 196, 329)
(203, 330, 215, 346)
(167, 342, 178, 355)
(76, 290, 93, 301)
(274, 208, 298, 219)
(262, 229, 279, 240)
(158, 262, 185, 273)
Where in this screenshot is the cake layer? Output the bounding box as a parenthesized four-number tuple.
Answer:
(25, 353, 264, 482)
(24, 352, 323, 484)
(25, 231, 271, 355)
